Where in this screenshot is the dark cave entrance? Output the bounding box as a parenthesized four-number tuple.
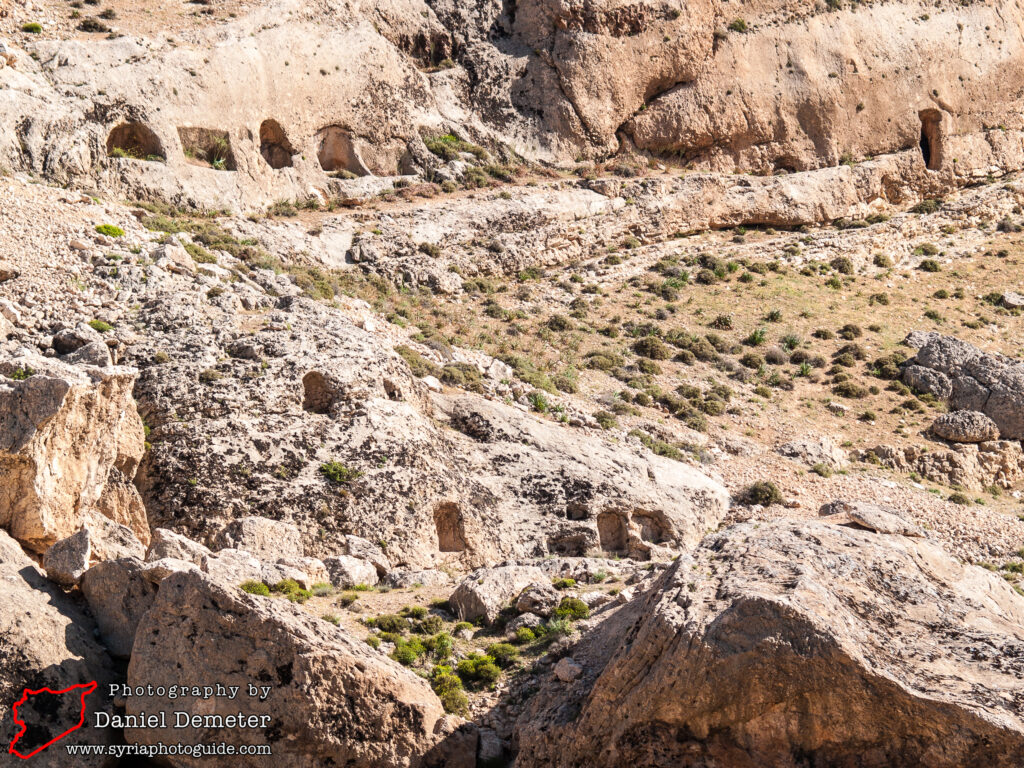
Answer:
(259, 119, 295, 169)
(919, 109, 942, 171)
(106, 122, 165, 161)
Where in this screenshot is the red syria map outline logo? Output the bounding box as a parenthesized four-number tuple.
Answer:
(7, 681, 97, 759)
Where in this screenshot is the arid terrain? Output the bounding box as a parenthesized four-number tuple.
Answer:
(1, 0, 1023, 766)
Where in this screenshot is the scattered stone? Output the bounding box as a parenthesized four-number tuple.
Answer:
(323, 554, 379, 588)
(818, 500, 925, 537)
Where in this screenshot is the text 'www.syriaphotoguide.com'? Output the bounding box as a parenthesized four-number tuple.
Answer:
(65, 742, 272, 758)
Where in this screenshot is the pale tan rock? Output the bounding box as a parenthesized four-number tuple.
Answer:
(0, 530, 117, 766)
(81, 557, 158, 658)
(146, 527, 212, 565)
(450, 565, 547, 624)
(323, 554, 379, 588)
(517, 520, 1024, 767)
(215, 516, 303, 560)
(0, 355, 145, 553)
(43, 528, 91, 587)
(126, 569, 452, 766)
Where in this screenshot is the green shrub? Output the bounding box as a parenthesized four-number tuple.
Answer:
(319, 461, 363, 484)
(441, 362, 484, 392)
(744, 481, 783, 506)
(21, 22, 43, 33)
(396, 345, 441, 378)
(373, 614, 409, 633)
(873, 253, 893, 268)
(430, 666, 469, 715)
(88, 319, 113, 333)
(634, 336, 672, 360)
(594, 411, 618, 430)
(312, 583, 334, 597)
(486, 643, 519, 668)
(727, 18, 748, 32)
(95, 224, 125, 237)
(833, 380, 868, 398)
(240, 580, 270, 596)
(366, 635, 381, 649)
(456, 654, 502, 686)
(515, 627, 537, 644)
(322, 614, 341, 626)
(554, 597, 590, 621)
(402, 605, 429, 620)
(552, 577, 576, 589)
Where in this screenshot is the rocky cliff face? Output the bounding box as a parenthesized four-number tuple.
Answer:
(515, 519, 1024, 767)
(5, 0, 1024, 208)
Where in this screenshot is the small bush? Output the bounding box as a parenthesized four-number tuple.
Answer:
(918, 259, 941, 273)
(374, 614, 409, 633)
(873, 253, 893, 268)
(95, 224, 125, 237)
(552, 577, 576, 589)
(319, 461, 363, 484)
(88, 319, 113, 333)
(554, 597, 590, 621)
(833, 381, 868, 398)
(396, 345, 441, 378)
(743, 481, 783, 506)
(837, 324, 862, 340)
(727, 18, 748, 32)
(634, 336, 672, 360)
(456, 654, 502, 686)
(486, 643, 520, 668)
(240, 580, 270, 596)
(515, 627, 537, 644)
(21, 22, 43, 33)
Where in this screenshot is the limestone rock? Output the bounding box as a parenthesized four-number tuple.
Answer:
(384, 569, 451, 588)
(215, 516, 303, 561)
(147, 527, 212, 565)
(342, 534, 391, 576)
(776, 435, 848, 469)
(0, 530, 117, 765)
(81, 557, 158, 658)
(324, 555, 379, 588)
(142, 557, 201, 583)
(201, 548, 263, 586)
(1002, 291, 1024, 309)
(904, 333, 1024, 439)
(932, 410, 1001, 443)
(516, 520, 1024, 767)
(450, 565, 547, 624)
(126, 569, 451, 766)
(818, 500, 925, 537)
(554, 657, 583, 682)
(515, 582, 560, 618)
(43, 528, 91, 587)
(52, 322, 104, 355)
(0, 355, 145, 552)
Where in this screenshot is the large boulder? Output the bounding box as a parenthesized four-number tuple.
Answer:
(931, 410, 1001, 443)
(81, 557, 158, 658)
(904, 334, 1024, 439)
(0, 531, 117, 765)
(215, 516, 303, 561)
(324, 554, 379, 588)
(516, 520, 1024, 767)
(126, 569, 454, 766)
(0, 355, 146, 552)
(449, 565, 547, 624)
(146, 527, 213, 564)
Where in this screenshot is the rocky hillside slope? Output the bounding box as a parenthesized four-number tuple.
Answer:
(1, 0, 1024, 766)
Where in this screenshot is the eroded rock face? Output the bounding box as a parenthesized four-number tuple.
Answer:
(903, 333, 1024, 439)
(126, 569, 452, 767)
(131, 295, 729, 570)
(0, 531, 117, 766)
(515, 520, 1024, 768)
(0, 355, 146, 553)
(932, 410, 1001, 443)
